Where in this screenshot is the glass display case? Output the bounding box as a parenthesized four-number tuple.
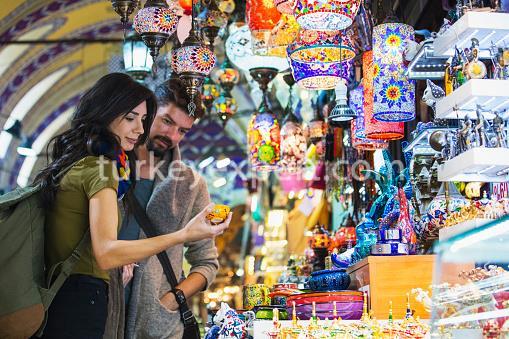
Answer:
(431, 215, 509, 337)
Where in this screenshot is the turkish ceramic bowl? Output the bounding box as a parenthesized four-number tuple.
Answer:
(308, 269, 351, 291)
(286, 291, 363, 320)
(253, 305, 288, 320)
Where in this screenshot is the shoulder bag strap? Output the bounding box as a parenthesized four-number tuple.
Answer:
(126, 193, 197, 327)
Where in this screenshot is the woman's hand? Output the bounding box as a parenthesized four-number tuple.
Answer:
(122, 263, 135, 287)
(181, 203, 232, 243)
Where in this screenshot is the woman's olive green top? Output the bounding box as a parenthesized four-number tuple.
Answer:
(45, 156, 119, 282)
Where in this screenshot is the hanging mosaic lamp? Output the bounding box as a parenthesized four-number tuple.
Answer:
(280, 73, 307, 173)
(111, 0, 139, 25)
(247, 68, 281, 171)
(274, 0, 297, 14)
(211, 57, 240, 91)
(202, 77, 220, 111)
(294, 0, 361, 31)
(179, 0, 193, 14)
(289, 29, 355, 64)
(265, 14, 299, 58)
(363, 51, 404, 140)
(328, 80, 356, 124)
(372, 21, 416, 122)
(133, 0, 178, 62)
(225, 25, 289, 72)
(198, 0, 228, 50)
(212, 90, 238, 125)
(246, 0, 281, 56)
(172, 0, 217, 116)
(349, 84, 388, 150)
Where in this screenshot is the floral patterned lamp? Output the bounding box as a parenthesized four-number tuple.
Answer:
(349, 84, 388, 150)
(247, 67, 281, 171)
(265, 14, 299, 58)
(172, 0, 217, 116)
(247, 0, 282, 56)
(212, 91, 238, 125)
(373, 22, 415, 122)
(274, 0, 297, 14)
(363, 51, 404, 140)
(133, 0, 178, 62)
(280, 72, 307, 173)
(294, 0, 361, 31)
(211, 58, 239, 124)
(225, 25, 289, 72)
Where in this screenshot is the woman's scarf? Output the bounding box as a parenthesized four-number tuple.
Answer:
(116, 149, 131, 199)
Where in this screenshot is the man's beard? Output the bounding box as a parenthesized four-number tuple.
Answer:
(147, 136, 173, 158)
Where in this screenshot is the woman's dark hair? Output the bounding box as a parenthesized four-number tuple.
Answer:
(34, 72, 157, 208)
(154, 75, 205, 119)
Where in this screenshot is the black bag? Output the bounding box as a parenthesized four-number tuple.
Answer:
(127, 194, 201, 339)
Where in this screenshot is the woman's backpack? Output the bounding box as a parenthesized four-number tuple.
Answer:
(0, 173, 89, 338)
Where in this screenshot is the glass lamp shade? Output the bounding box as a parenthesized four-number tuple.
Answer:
(212, 92, 238, 121)
(246, 0, 281, 32)
(211, 58, 240, 88)
(123, 32, 154, 79)
(202, 77, 220, 109)
(225, 25, 289, 72)
(288, 29, 355, 63)
(247, 112, 281, 171)
(133, 6, 179, 36)
(294, 0, 361, 31)
(289, 58, 351, 90)
(264, 14, 299, 58)
(274, 0, 297, 14)
(172, 44, 216, 75)
(363, 51, 404, 140)
(373, 22, 415, 122)
(280, 120, 307, 173)
(349, 84, 388, 150)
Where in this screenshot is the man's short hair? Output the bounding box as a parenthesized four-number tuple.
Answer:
(154, 76, 205, 119)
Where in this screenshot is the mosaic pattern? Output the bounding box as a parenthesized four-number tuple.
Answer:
(133, 6, 178, 35)
(348, 84, 388, 150)
(289, 58, 351, 90)
(172, 45, 216, 75)
(295, 0, 361, 31)
(225, 25, 288, 72)
(288, 29, 355, 63)
(373, 23, 415, 122)
(274, 0, 297, 14)
(373, 75, 415, 122)
(265, 14, 299, 57)
(212, 93, 238, 116)
(248, 112, 281, 171)
(362, 51, 404, 141)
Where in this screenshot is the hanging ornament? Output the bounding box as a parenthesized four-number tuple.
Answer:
(246, 0, 282, 55)
(280, 72, 307, 173)
(264, 14, 299, 58)
(202, 77, 220, 111)
(133, 0, 178, 62)
(211, 57, 240, 91)
(372, 21, 416, 122)
(111, 0, 139, 25)
(247, 68, 281, 171)
(172, 0, 217, 116)
(349, 84, 388, 150)
(212, 91, 238, 125)
(198, 0, 228, 50)
(294, 0, 361, 31)
(363, 51, 404, 140)
(211, 58, 239, 124)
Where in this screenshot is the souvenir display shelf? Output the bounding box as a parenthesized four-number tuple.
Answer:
(435, 79, 509, 120)
(403, 126, 457, 155)
(438, 218, 492, 240)
(437, 147, 509, 182)
(432, 216, 509, 336)
(433, 11, 509, 58)
(406, 43, 447, 80)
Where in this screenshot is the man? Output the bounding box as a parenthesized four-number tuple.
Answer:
(105, 77, 222, 338)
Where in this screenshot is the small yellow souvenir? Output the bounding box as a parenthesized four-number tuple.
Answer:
(206, 204, 230, 224)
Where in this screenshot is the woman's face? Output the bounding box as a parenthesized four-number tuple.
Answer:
(109, 101, 147, 151)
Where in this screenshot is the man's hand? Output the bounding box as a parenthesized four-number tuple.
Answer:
(160, 291, 179, 312)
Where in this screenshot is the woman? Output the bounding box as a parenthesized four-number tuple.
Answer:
(34, 73, 230, 338)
